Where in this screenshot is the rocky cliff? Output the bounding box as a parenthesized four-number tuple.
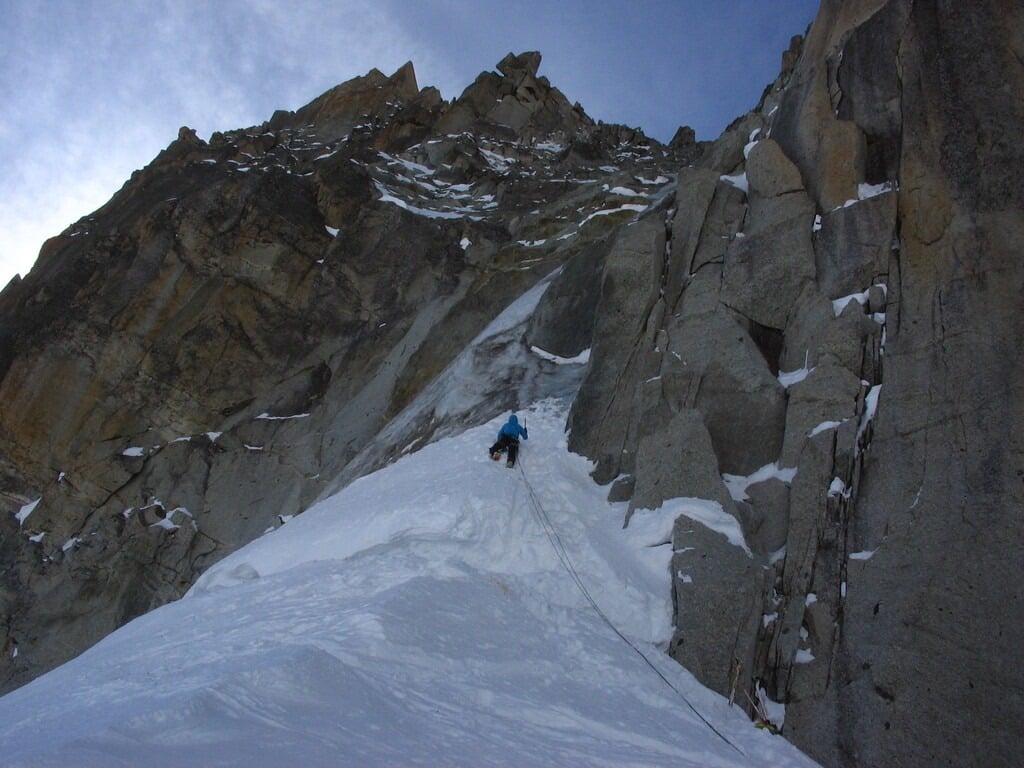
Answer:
(566, 1, 1023, 766)
(1, 2, 1022, 766)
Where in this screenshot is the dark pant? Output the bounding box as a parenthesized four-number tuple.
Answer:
(489, 435, 520, 465)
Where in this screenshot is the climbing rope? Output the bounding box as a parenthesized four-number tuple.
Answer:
(516, 456, 747, 758)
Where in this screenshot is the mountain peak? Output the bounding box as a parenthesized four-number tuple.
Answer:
(387, 60, 419, 95)
(435, 50, 590, 140)
(292, 61, 422, 141)
(496, 50, 542, 79)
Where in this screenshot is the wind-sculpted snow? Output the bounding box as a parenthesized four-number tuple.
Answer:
(0, 401, 818, 768)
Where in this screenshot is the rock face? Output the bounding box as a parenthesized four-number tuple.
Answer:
(0, 55, 686, 694)
(567, 2, 1024, 766)
(1, 6, 1022, 767)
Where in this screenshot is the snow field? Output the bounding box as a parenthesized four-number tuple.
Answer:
(0, 401, 818, 767)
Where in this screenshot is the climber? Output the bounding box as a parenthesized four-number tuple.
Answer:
(489, 414, 528, 468)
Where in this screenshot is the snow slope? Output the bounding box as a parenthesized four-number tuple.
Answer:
(0, 400, 818, 768)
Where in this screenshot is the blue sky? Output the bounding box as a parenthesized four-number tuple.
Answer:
(0, 0, 818, 284)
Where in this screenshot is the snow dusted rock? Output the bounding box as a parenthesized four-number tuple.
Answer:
(669, 508, 762, 696)
(668, 124, 697, 152)
(779, 288, 880, 380)
(496, 50, 542, 81)
(686, 178, 748, 277)
(766, 428, 843, 747)
(832, 0, 906, 184)
(629, 409, 736, 520)
(778, 362, 863, 467)
(830, 3, 1024, 766)
(813, 189, 896, 300)
(566, 2, 1024, 766)
(697, 114, 760, 175)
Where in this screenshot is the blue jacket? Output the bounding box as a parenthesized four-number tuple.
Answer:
(498, 414, 528, 441)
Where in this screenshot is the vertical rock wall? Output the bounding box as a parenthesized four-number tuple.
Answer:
(568, 1, 1024, 765)
(834, 2, 1024, 766)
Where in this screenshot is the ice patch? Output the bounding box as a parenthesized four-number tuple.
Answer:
(809, 420, 842, 437)
(660, 497, 751, 556)
(530, 346, 591, 365)
(579, 203, 647, 227)
(478, 147, 515, 172)
(373, 181, 470, 220)
(794, 648, 815, 664)
(722, 462, 798, 502)
(149, 506, 193, 532)
(832, 283, 887, 317)
(534, 141, 565, 153)
(379, 152, 434, 177)
(15, 498, 40, 525)
(778, 366, 813, 388)
(778, 352, 814, 388)
(606, 186, 645, 197)
(756, 682, 786, 730)
(828, 477, 849, 499)
(832, 180, 898, 210)
(719, 172, 749, 194)
(858, 180, 897, 199)
(856, 385, 882, 448)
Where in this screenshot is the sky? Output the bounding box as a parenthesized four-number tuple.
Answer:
(0, 0, 818, 285)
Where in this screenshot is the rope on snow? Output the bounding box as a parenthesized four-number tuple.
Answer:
(515, 456, 747, 758)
